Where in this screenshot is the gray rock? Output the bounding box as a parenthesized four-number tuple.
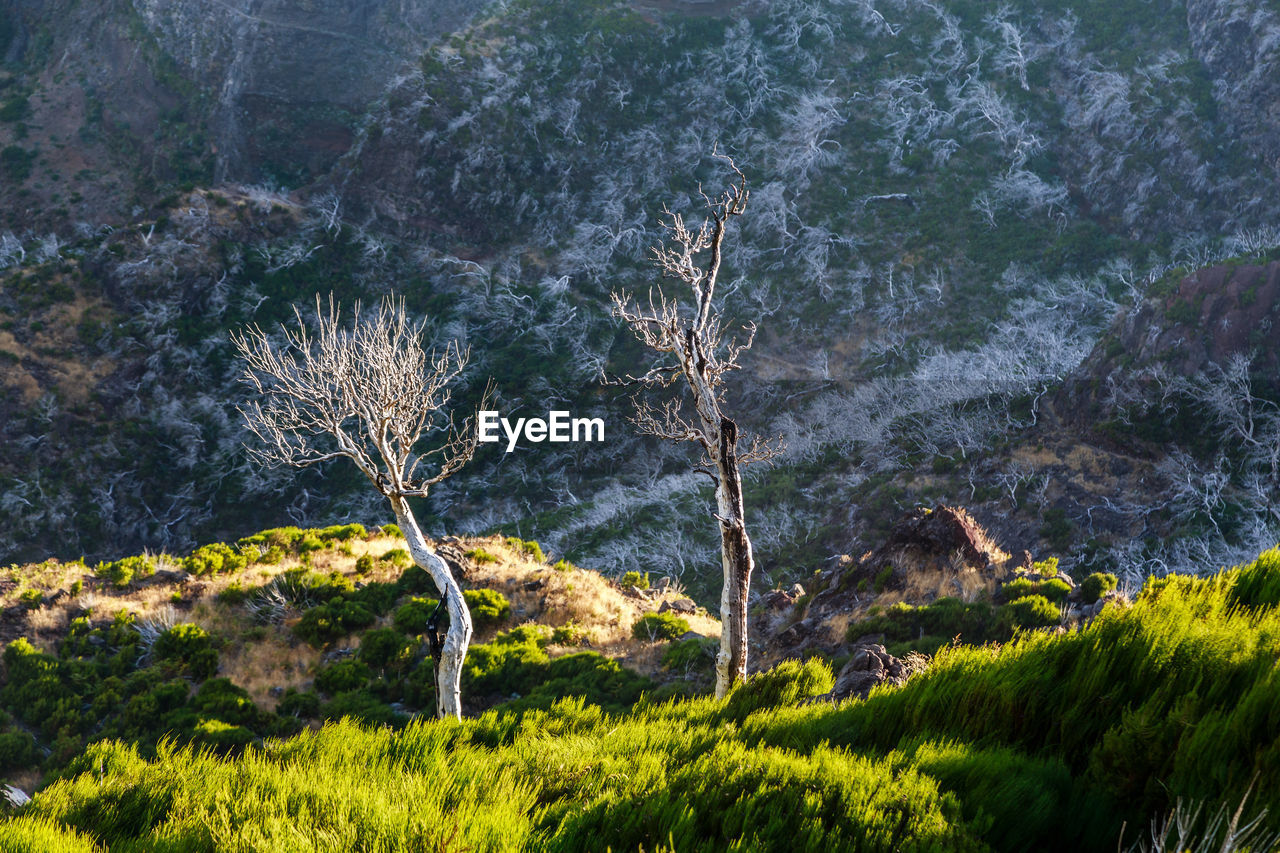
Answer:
(662, 598, 697, 614)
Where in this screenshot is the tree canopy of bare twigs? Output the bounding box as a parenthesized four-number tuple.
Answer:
(232, 294, 485, 719)
(607, 151, 781, 697)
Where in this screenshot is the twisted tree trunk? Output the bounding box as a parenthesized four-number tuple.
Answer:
(391, 496, 472, 720)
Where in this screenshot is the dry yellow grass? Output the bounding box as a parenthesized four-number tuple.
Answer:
(459, 536, 720, 677)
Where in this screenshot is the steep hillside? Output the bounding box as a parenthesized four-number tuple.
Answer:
(1, 0, 1279, 598)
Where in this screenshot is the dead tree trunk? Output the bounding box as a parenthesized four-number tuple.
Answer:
(608, 152, 780, 698)
(391, 496, 472, 718)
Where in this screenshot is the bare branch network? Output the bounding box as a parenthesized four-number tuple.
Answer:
(232, 295, 484, 499)
(606, 152, 783, 470)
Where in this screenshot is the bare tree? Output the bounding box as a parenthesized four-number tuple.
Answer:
(607, 153, 781, 697)
(232, 295, 484, 719)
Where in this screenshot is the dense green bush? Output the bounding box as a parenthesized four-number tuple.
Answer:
(276, 689, 321, 719)
(17, 588, 43, 610)
(1003, 576, 1071, 604)
(394, 596, 440, 634)
(0, 729, 38, 771)
(847, 598, 997, 649)
(357, 628, 412, 671)
(314, 524, 367, 542)
(315, 660, 372, 695)
(722, 659, 834, 723)
(551, 621, 589, 646)
(236, 527, 305, 550)
(293, 598, 376, 647)
(94, 554, 155, 588)
(380, 547, 411, 568)
(504, 537, 546, 563)
(619, 570, 648, 590)
(1080, 572, 1118, 604)
(998, 595, 1060, 632)
(632, 612, 689, 641)
(465, 588, 511, 627)
(662, 636, 716, 672)
(151, 624, 219, 681)
(182, 542, 249, 576)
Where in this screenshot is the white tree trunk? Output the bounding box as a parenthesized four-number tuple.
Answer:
(391, 497, 472, 720)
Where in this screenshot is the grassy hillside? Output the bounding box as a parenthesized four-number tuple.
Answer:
(0, 526, 719, 796)
(3, 547, 1280, 851)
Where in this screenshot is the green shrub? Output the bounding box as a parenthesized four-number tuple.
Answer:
(1038, 578, 1072, 604)
(321, 690, 405, 726)
(380, 523, 403, 538)
(551, 621, 589, 646)
(237, 527, 305, 550)
(873, 564, 894, 593)
(394, 597, 440, 634)
(631, 612, 689, 641)
(464, 588, 511, 628)
(846, 598, 997, 648)
(552, 559, 573, 573)
(355, 554, 375, 575)
(18, 588, 43, 610)
(465, 547, 498, 564)
(358, 628, 412, 671)
(1033, 557, 1060, 577)
(722, 658, 834, 723)
(462, 629, 550, 696)
(1002, 577, 1037, 601)
(219, 582, 253, 605)
(95, 554, 155, 588)
(293, 598, 376, 647)
(998, 595, 1060, 632)
(0, 729, 38, 771)
(314, 524, 367, 542)
(182, 542, 248, 576)
(297, 535, 326, 554)
(395, 566, 435, 594)
(380, 548, 411, 568)
(276, 689, 321, 719)
(619, 571, 648, 590)
(503, 652, 652, 715)
(1005, 576, 1071, 605)
(504, 537, 545, 563)
(1081, 572, 1118, 604)
(152, 624, 218, 681)
(315, 660, 372, 695)
(662, 636, 716, 671)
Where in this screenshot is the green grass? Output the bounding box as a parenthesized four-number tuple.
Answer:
(6, 549, 1280, 850)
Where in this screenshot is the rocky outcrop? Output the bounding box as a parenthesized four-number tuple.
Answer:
(770, 506, 1010, 658)
(807, 642, 914, 703)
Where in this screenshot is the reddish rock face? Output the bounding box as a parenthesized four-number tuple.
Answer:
(1120, 262, 1280, 380)
(1063, 259, 1280, 428)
